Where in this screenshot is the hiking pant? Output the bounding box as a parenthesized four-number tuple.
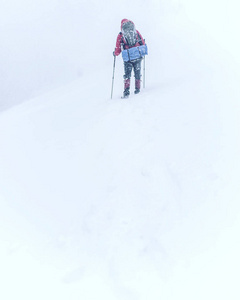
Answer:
(123, 58, 142, 80)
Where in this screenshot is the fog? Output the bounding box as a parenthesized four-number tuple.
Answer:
(0, 0, 239, 110)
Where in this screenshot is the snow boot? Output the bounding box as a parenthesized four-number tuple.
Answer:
(122, 88, 130, 98)
(134, 79, 141, 94)
(122, 79, 130, 98)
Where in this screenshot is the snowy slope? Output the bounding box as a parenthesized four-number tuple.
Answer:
(1, 1, 240, 300)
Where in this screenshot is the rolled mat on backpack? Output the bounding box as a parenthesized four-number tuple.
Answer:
(122, 44, 148, 62)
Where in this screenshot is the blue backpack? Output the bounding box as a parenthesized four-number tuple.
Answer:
(122, 44, 148, 62)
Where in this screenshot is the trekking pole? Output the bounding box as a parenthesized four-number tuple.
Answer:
(111, 55, 116, 99)
(143, 56, 146, 88)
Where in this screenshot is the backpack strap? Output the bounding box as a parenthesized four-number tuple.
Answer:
(120, 32, 128, 49)
(137, 33, 143, 45)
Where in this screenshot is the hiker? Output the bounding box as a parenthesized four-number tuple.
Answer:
(113, 19, 146, 98)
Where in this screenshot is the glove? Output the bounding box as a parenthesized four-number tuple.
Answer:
(113, 51, 116, 57)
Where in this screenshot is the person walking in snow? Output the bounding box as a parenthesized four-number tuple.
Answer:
(113, 19, 146, 98)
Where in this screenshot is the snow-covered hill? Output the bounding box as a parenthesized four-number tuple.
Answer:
(1, 1, 240, 300)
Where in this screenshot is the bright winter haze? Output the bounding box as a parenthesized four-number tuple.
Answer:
(0, 1, 240, 300)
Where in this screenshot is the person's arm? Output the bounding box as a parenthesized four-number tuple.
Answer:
(114, 33, 123, 56)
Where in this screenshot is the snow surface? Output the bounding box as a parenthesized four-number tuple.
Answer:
(1, 1, 240, 300)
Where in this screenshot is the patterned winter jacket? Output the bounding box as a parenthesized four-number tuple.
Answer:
(114, 19, 145, 56)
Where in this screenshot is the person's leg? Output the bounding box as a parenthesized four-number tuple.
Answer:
(133, 59, 142, 94)
(123, 61, 133, 97)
